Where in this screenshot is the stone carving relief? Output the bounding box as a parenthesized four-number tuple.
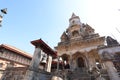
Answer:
(101, 51, 114, 60)
(106, 36, 119, 46)
(88, 66, 106, 80)
(72, 30, 79, 37)
(60, 32, 69, 42)
(81, 23, 95, 37)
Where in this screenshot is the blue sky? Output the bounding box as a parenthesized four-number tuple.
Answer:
(0, 0, 120, 55)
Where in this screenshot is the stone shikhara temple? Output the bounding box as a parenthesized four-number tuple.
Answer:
(0, 13, 120, 80)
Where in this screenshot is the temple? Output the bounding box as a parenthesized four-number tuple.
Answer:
(0, 13, 120, 80)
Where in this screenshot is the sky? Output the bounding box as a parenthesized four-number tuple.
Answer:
(0, 0, 120, 55)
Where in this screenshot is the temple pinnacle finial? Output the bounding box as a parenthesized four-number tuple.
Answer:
(71, 13, 76, 18)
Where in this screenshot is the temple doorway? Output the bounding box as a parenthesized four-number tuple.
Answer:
(77, 57, 85, 68)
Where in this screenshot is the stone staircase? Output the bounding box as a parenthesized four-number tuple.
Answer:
(48, 68, 110, 80)
(66, 68, 92, 80)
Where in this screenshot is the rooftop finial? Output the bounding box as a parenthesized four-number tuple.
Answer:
(71, 13, 76, 18)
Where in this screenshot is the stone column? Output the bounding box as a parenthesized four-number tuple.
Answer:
(69, 52, 74, 71)
(57, 56, 60, 73)
(85, 51, 89, 68)
(23, 47, 42, 80)
(101, 52, 120, 80)
(103, 61, 119, 80)
(46, 55, 52, 72)
(29, 47, 42, 70)
(88, 54, 96, 68)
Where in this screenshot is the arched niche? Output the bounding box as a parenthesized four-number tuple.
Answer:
(77, 57, 85, 68)
(61, 54, 70, 69)
(61, 54, 70, 62)
(72, 30, 79, 37)
(72, 52, 88, 69)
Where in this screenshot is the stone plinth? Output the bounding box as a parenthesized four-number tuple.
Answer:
(1, 67, 27, 80)
(104, 61, 120, 80)
(23, 69, 51, 80)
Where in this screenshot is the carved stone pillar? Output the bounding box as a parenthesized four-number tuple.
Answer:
(88, 53, 96, 68)
(23, 47, 42, 80)
(104, 61, 119, 80)
(29, 47, 42, 71)
(23, 39, 56, 80)
(46, 55, 52, 72)
(69, 52, 73, 71)
(101, 52, 120, 80)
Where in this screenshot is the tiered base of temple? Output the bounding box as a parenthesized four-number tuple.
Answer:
(1, 67, 52, 80)
(54, 68, 110, 80)
(1, 67, 111, 80)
